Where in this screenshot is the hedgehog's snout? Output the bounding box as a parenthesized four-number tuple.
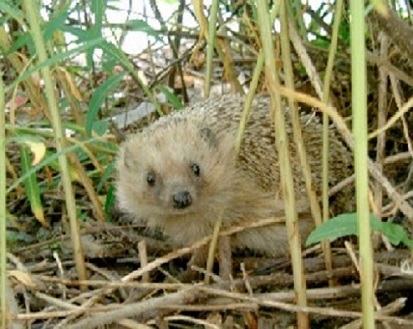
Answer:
(172, 190, 192, 209)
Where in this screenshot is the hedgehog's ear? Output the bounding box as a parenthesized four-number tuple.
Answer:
(121, 143, 135, 169)
(199, 126, 219, 148)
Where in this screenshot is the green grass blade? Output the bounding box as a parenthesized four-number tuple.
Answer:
(20, 145, 46, 226)
(86, 71, 125, 137)
(0, 2, 24, 24)
(7, 138, 98, 194)
(5, 38, 105, 93)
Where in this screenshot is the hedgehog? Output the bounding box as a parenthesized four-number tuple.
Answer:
(116, 94, 352, 257)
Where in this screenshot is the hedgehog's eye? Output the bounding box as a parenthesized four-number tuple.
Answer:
(191, 163, 200, 177)
(146, 172, 156, 186)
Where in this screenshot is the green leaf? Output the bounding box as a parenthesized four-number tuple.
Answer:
(91, 0, 104, 38)
(61, 26, 91, 39)
(85, 0, 104, 65)
(7, 135, 45, 145)
(86, 71, 125, 137)
(3, 32, 32, 56)
(6, 38, 105, 93)
(104, 184, 116, 222)
(92, 120, 108, 136)
(310, 38, 330, 50)
(0, 2, 24, 24)
(4, 3, 71, 57)
(101, 41, 131, 71)
(97, 158, 117, 192)
(306, 212, 413, 248)
(100, 41, 131, 68)
(156, 84, 183, 110)
(43, 5, 71, 41)
(306, 213, 359, 246)
(125, 19, 161, 41)
(20, 145, 46, 226)
(7, 138, 98, 194)
(378, 221, 413, 247)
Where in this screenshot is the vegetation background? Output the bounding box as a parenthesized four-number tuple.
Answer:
(1, 0, 413, 328)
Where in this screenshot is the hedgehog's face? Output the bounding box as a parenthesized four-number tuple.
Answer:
(116, 118, 237, 222)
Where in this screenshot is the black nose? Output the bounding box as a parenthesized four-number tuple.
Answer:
(172, 191, 192, 209)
